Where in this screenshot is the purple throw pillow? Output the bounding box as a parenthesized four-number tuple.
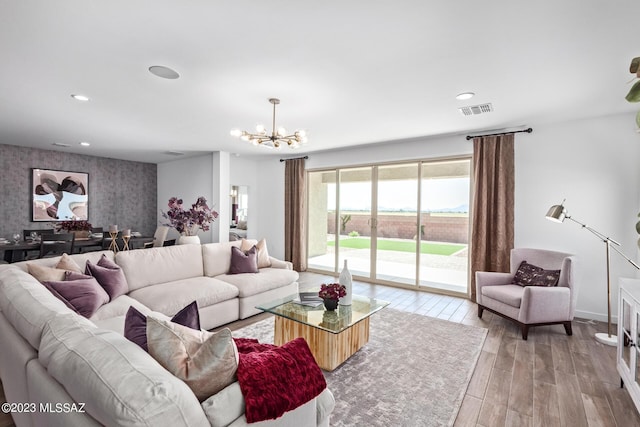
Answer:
(229, 245, 259, 274)
(124, 301, 201, 352)
(85, 254, 128, 301)
(514, 261, 561, 287)
(43, 276, 110, 318)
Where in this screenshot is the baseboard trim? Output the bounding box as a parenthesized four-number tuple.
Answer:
(575, 309, 618, 324)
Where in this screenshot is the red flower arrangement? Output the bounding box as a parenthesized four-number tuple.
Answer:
(318, 283, 346, 301)
(57, 220, 92, 232)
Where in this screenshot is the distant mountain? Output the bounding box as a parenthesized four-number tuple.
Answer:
(431, 204, 469, 213)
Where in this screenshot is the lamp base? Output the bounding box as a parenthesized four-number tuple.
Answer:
(595, 332, 617, 347)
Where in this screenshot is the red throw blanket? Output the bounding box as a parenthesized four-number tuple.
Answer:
(234, 337, 327, 423)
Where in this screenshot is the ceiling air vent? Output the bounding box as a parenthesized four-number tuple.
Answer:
(164, 150, 185, 156)
(52, 142, 71, 147)
(459, 103, 493, 116)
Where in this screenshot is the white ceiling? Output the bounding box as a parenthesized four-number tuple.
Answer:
(1, 1, 638, 164)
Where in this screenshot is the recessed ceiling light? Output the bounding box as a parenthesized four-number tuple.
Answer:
(71, 94, 90, 101)
(79, 141, 90, 147)
(149, 66, 180, 80)
(456, 92, 475, 101)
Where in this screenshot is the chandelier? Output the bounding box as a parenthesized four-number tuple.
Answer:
(230, 98, 307, 149)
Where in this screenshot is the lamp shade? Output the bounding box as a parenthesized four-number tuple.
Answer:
(545, 204, 566, 223)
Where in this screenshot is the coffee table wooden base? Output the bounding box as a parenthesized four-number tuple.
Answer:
(274, 316, 370, 371)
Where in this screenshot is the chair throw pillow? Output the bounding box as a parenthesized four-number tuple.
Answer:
(229, 245, 259, 274)
(146, 317, 238, 402)
(85, 254, 129, 300)
(514, 260, 561, 287)
(43, 272, 110, 318)
(124, 301, 201, 352)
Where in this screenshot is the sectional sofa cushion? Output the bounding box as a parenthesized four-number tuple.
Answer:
(201, 382, 245, 427)
(38, 312, 209, 426)
(127, 276, 239, 316)
(217, 268, 300, 298)
(115, 244, 204, 291)
(89, 295, 151, 322)
(146, 318, 239, 402)
(202, 241, 243, 277)
(86, 254, 129, 300)
(0, 267, 73, 348)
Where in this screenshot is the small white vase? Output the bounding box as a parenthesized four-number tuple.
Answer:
(177, 235, 201, 245)
(339, 259, 352, 306)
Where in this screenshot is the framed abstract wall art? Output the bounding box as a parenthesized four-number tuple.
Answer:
(31, 168, 89, 221)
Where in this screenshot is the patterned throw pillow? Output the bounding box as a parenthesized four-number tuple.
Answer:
(146, 317, 238, 401)
(514, 261, 561, 287)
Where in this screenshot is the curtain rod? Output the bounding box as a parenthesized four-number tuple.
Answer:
(466, 127, 533, 141)
(279, 155, 309, 162)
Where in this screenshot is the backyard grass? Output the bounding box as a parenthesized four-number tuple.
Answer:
(327, 237, 466, 256)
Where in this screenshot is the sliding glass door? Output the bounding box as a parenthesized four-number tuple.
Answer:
(307, 158, 470, 295)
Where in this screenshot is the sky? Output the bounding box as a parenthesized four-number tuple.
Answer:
(327, 178, 470, 212)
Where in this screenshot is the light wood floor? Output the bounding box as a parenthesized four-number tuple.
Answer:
(2, 272, 639, 427)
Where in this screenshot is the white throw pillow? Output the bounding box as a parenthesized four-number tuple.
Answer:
(240, 238, 271, 268)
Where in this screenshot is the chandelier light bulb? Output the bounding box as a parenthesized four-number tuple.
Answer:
(297, 130, 306, 138)
(230, 129, 242, 137)
(277, 127, 287, 136)
(256, 124, 265, 133)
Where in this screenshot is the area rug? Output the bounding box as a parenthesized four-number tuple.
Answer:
(232, 308, 487, 427)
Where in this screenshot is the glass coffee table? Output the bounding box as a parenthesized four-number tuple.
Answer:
(257, 294, 389, 371)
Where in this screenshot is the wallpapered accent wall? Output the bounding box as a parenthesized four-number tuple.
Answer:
(0, 144, 157, 239)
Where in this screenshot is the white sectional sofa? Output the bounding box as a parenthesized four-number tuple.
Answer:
(0, 241, 335, 427)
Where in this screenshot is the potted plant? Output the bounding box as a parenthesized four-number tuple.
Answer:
(57, 220, 92, 238)
(318, 283, 347, 311)
(162, 196, 218, 245)
(625, 56, 640, 131)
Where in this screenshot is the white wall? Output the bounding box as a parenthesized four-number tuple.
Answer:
(515, 112, 640, 321)
(157, 154, 214, 243)
(254, 112, 640, 321)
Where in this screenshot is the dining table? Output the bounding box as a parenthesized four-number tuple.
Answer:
(0, 235, 154, 263)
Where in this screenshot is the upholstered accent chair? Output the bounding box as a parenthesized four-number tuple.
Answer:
(476, 248, 577, 340)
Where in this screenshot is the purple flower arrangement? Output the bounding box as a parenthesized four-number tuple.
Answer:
(162, 196, 218, 236)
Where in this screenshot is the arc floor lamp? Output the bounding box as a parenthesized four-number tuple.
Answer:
(546, 200, 640, 346)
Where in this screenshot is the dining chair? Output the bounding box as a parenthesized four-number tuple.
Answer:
(39, 233, 75, 258)
(22, 228, 55, 258)
(144, 226, 170, 248)
(79, 227, 104, 252)
(22, 228, 55, 240)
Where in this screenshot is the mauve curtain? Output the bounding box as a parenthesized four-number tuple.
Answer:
(284, 158, 307, 271)
(470, 134, 515, 302)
